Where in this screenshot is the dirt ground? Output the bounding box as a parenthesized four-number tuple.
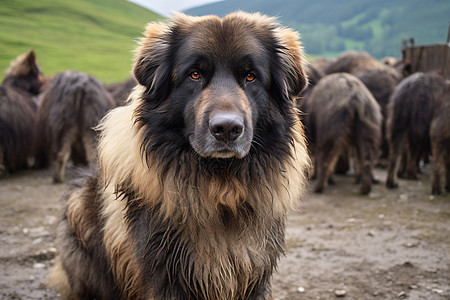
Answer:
(0, 165, 449, 300)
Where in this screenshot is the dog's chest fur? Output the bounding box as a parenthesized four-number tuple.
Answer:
(120, 188, 284, 299)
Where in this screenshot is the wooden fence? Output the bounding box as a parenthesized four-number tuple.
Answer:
(402, 40, 450, 80)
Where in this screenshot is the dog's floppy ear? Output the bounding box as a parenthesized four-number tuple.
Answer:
(272, 27, 309, 99)
(133, 21, 173, 101)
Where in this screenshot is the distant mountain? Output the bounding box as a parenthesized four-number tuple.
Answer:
(185, 0, 450, 59)
(0, 0, 162, 83)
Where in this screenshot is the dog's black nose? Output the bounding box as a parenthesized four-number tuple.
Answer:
(209, 112, 244, 142)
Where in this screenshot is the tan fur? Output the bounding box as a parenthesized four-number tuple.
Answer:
(274, 27, 308, 93)
(97, 88, 163, 205)
(65, 190, 93, 247)
(47, 257, 74, 300)
(101, 187, 144, 297)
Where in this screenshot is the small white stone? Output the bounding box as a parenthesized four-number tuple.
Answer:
(334, 289, 346, 297)
(397, 291, 407, 298)
(33, 263, 46, 269)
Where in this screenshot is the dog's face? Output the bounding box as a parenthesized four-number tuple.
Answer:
(133, 12, 307, 160)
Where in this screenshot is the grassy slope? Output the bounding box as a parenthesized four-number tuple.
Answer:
(0, 0, 162, 83)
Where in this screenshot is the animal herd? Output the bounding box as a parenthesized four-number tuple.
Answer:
(0, 50, 135, 182)
(300, 50, 449, 195)
(0, 48, 449, 195)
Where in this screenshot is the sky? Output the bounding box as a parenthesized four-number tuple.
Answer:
(128, 0, 223, 16)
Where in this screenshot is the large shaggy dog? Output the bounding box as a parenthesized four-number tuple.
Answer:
(49, 12, 310, 299)
(304, 72, 382, 194)
(0, 50, 44, 176)
(36, 70, 115, 182)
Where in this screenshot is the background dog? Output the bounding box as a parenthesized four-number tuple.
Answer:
(303, 72, 382, 194)
(386, 72, 447, 189)
(0, 50, 44, 177)
(49, 12, 310, 299)
(430, 90, 450, 195)
(36, 70, 115, 182)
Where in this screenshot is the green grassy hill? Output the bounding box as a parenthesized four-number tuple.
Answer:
(186, 0, 450, 59)
(0, 0, 162, 83)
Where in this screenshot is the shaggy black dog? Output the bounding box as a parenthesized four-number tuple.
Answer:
(49, 12, 310, 300)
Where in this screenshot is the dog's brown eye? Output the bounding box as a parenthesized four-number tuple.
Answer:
(190, 71, 201, 80)
(245, 73, 255, 82)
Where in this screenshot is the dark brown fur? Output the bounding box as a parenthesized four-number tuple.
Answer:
(430, 88, 450, 195)
(304, 72, 382, 194)
(36, 70, 115, 182)
(324, 50, 384, 76)
(104, 77, 137, 106)
(0, 50, 44, 176)
(49, 12, 310, 300)
(298, 64, 324, 100)
(296, 64, 324, 147)
(386, 72, 447, 188)
(358, 66, 403, 160)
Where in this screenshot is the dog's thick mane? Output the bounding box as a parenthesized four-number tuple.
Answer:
(98, 87, 308, 219)
(96, 88, 308, 298)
